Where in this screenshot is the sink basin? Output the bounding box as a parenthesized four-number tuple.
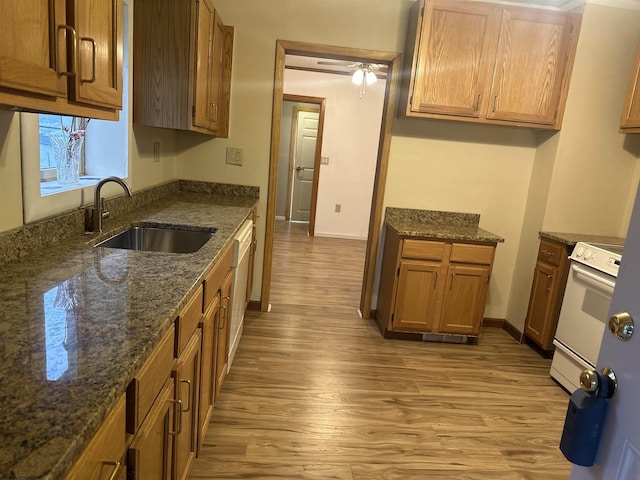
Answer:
(95, 225, 217, 253)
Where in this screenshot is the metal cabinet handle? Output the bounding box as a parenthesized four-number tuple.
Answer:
(219, 305, 227, 329)
(449, 273, 455, 290)
(103, 461, 121, 480)
(433, 271, 439, 289)
(540, 250, 553, 257)
(546, 274, 553, 292)
(492, 95, 498, 112)
(180, 379, 192, 412)
(168, 399, 183, 435)
(80, 37, 97, 83)
(56, 25, 77, 76)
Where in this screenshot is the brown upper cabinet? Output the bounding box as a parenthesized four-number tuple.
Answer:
(620, 40, 640, 133)
(399, 0, 581, 130)
(133, 0, 234, 137)
(0, 0, 123, 120)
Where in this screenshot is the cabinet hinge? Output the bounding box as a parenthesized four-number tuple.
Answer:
(391, 313, 395, 324)
(410, 95, 413, 106)
(192, 105, 196, 117)
(397, 267, 400, 276)
(421, 5, 425, 16)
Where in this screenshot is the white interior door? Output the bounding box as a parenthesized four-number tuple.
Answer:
(569, 186, 640, 479)
(290, 110, 319, 222)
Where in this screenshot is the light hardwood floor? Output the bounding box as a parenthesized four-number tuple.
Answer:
(190, 221, 573, 479)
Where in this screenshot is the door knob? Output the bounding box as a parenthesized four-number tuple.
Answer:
(580, 367, 617, 398)
(609, 312, 634, 340)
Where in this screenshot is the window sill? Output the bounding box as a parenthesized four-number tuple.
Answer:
(40, 177, 102, 197)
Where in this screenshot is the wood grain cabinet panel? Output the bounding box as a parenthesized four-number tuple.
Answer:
(173, 330, 201, 480)
(0, 0, 123, 119)
(376, 225, 496, 339)
(524, 238, 572, 351)
(620, 40, 640, 133)
(128, 379, 176, 480)
(439, 264, 490, 335)
(198, 294, 219, 455)
(399, 0, 581, 130)
(65, 395, 126, 480)
(133, 0, 233, 136)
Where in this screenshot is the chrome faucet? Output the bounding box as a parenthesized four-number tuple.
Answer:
(90, 176, 132, 233)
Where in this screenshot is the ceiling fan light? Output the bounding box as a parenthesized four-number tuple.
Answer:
(352, 68, 364, 85)
(365, 70, 377, 85)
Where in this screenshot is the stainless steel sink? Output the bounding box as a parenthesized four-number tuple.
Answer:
(95, 225, 217, 253)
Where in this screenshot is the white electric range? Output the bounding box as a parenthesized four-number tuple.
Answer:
(550, 241, 623, 392)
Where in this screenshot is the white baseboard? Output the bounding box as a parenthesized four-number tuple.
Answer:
(314, 231, 368, 241)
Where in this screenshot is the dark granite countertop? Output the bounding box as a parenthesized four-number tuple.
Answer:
(385, 207, 504, 244)
(540, 231, 625, 247)
(0, 191, 257, 479)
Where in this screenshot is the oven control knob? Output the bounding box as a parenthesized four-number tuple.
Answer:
(584, 249, 594, 260)
(575, 245, 585, 257)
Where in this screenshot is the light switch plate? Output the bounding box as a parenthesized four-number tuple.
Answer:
(321, 156, 329, 165)
(226, 147, 243, 166)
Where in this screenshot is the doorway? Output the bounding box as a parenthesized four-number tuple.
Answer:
(261, 40, 401, 317)
(276, 94, 326, 236)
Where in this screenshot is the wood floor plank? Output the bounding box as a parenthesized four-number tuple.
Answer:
(189, 221, 572, 479)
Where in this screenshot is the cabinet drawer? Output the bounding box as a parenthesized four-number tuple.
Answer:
(402, 239, 447, 260)
(127, 325, 176, 434)
(450, 243, 495, 265)
(537, 238, 565, 267)
(204, 244, 234, 311)
(66, 395, 126, 480)
(176, 286, 203, 355)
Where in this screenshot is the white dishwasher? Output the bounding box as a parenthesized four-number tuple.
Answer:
(228, 219, 253, 372)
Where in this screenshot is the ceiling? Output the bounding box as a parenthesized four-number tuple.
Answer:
(285, 55, 389, 79)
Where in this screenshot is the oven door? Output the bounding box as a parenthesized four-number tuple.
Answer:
(554, 261, 615, 365)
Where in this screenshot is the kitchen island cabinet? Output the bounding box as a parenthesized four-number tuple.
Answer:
(399, 0, 581, 129)
(376, 208, 502, 340)
(620, 40, 640, 133)
(0, 0, 123, 120)
(133, 0, 233, 136)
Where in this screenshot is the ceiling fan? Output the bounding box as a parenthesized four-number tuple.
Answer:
(316, 60, 386, 97)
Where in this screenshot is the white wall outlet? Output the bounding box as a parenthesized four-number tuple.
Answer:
(321, 156, 330, 165)
(153, 142, 160, 163)
(335, 204, 341, 213)
(226, 147, 243, 166)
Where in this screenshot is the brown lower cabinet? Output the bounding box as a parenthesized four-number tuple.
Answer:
(524, 237, 572, 351)
(376, 225, 496, 338)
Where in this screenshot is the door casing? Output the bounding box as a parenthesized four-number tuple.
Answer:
(261, 40, 401, 318)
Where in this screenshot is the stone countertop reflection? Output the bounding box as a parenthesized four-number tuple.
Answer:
(0, 192, 257, 479)
(385, 207, 504, 243)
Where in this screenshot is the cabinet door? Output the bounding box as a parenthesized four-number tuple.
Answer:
(393, 260, 443, 333)
(439, 264, 489, 335)
(524, 261, 558, 348)
(620, 41, 640, 132)
(173, 330, 201, 480)
(198, 295, 219, 455)
(67, 0, 122, 109)
(215, 270, 233, 396)
(0, 0, 67, 97)
(193, 0, 214, 130)
(488, 8, 574, 126)
(207, 11, 224, 133)
(411, 0, 499, 117)
(128, 379, 175, 480)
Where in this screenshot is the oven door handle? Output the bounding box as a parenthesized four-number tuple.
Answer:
(571, 263, 616, 293)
